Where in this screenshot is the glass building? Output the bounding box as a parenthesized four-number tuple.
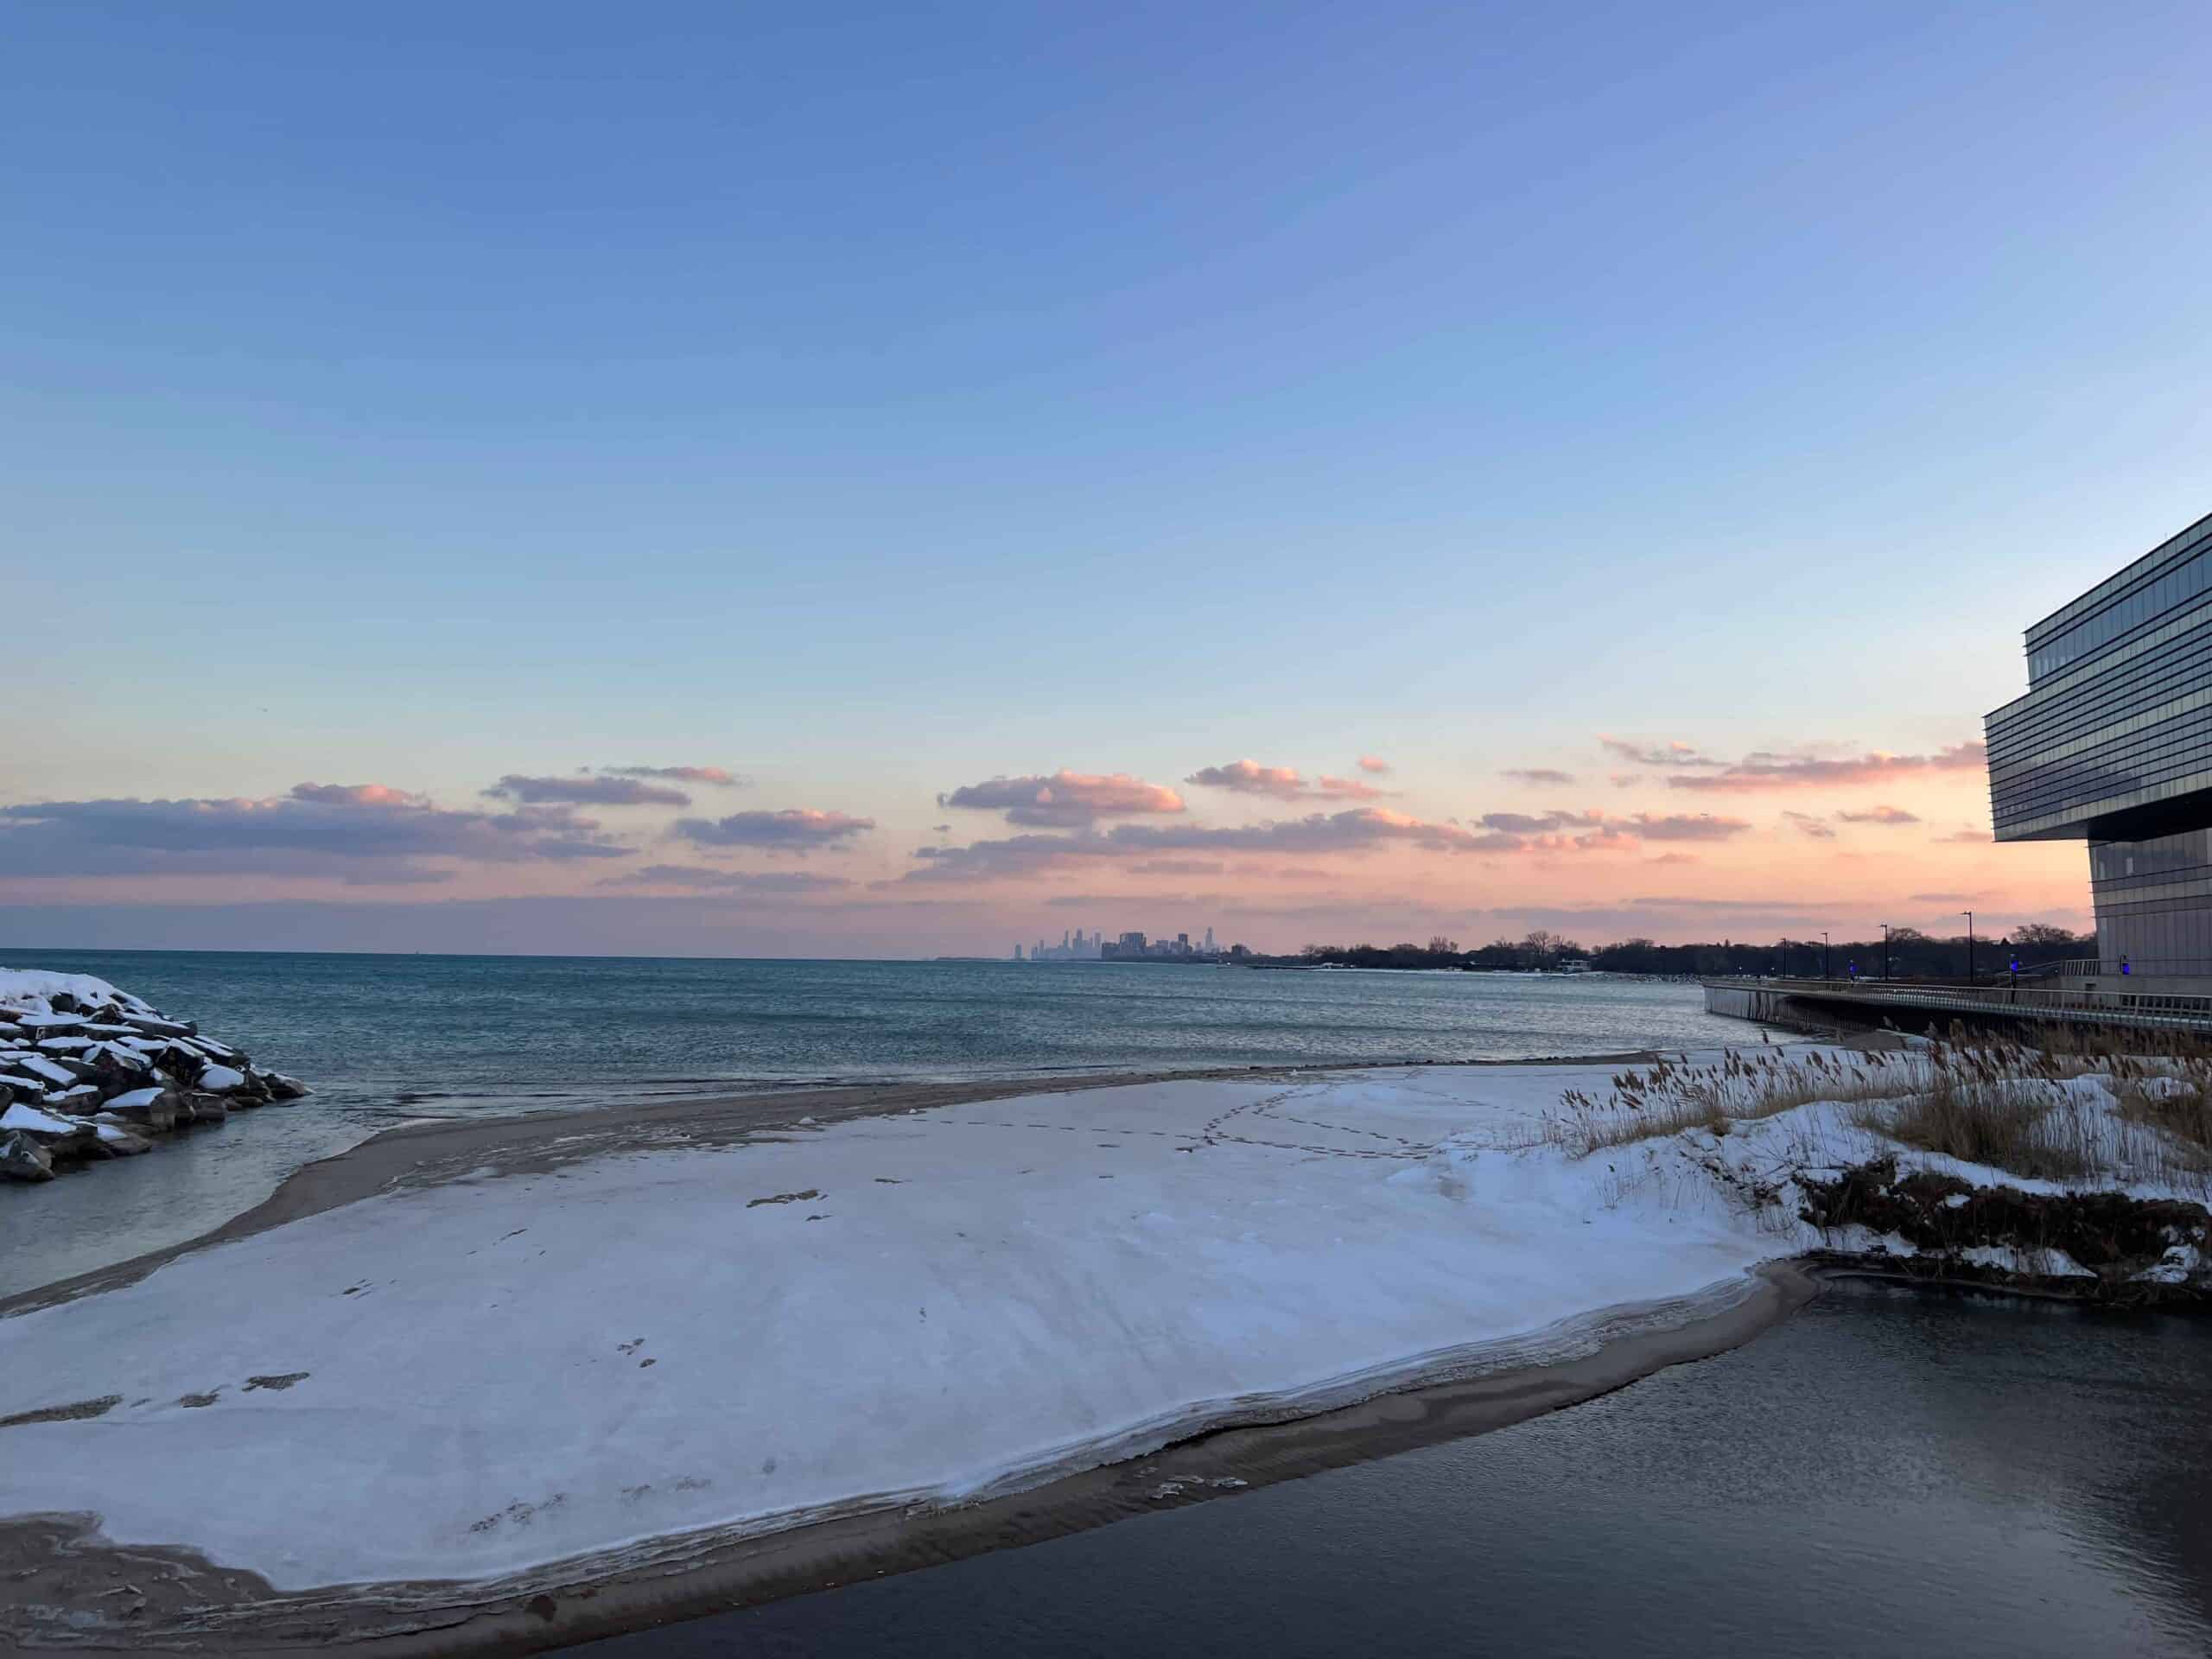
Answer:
(1986, 510, 2212, 967)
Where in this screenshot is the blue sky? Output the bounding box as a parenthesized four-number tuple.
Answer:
(6, 2, 2208, 953)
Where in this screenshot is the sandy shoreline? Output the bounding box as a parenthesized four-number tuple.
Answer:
(1, 1048, 1693, 1319)
(2, 1050, 1828, 1652)
(1, 1267, 1815, 1654)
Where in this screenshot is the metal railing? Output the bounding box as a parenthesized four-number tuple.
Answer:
(2031, 957, 2212, 980)
(1743, 975, 2212, 1033)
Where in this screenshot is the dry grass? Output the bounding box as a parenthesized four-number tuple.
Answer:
(1867, 1074, 2098, 1184)
(1548, 1046, 1916, 1155)
(1548, 1028, 2212, 1196)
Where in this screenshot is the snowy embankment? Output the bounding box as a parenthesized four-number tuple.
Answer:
(0, 970, 307, 1181)
(0, 1048, 2204, 1605)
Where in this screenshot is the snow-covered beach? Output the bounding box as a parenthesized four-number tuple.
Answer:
(4, 1027, 2209, 1649)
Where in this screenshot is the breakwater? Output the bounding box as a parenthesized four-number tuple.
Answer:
(0, 970, 307, 1183)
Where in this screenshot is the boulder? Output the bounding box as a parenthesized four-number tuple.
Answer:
(102, 1087, 178, 1133)
(86, 1047, 149, 1091)
(180, 1093, 229, 1124)
(262, 1071, 311, 1102)
(0, 1101, 78, 1139)
(90, 1122, 151, 1154)
(0, 1130, 53, 1181)
(0, 1104, 100, 1160)
(120, 1013, 194, 1038)
(197, 1064, 247, 1095)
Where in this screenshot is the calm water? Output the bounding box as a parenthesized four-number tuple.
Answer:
(586, 1281, 2212, 1658)
(0, 951, 1758, 1294)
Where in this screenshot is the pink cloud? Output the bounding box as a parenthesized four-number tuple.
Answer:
(486, 773, 691, 807)
(1599, 736, 1723, 768)
(940, 770, 1185, 826)
(1668, 741, 1987, 792)
(1357, 755, 1391, 774)
(1186, 760, 1389, 802)
(673, 809, 874, 852)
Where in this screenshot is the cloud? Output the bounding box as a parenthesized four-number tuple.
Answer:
(673, 809, 874, 852)
(289, 783, 428, 808)
(1126, 859, 1224, 875)
(1357, 756, 1391, 774)
(1836, 804, 1921, 825)
(486, 773, 691, 807)
(899, 807, 1494, 884)
(1184, 760, 1388, 803)
(1909, 890, 1994, 903)
(601, 765, 748, 787)
(1501, 767, 1577, 786)
(1475, 808, 1749, 846)
(1645, 853, 1700, 866)
(597, 864, 851, 893)
(1668, 741, 1987, 792)
(1185, 760, 1308, 800)
(939, 770, 1185, 827)
(899, 799, 1753, 885)
(1783, 810, 1838, 840)
(1599, 736, 1722, 768)
(0, 784, 633, 880)
(1609, 773, 1643, 789)
(1937, 827, 1994, 842)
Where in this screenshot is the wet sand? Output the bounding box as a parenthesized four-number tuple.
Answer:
(2, 1054, 1821, 1652)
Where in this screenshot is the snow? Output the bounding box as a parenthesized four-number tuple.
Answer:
(195, 1064, 245, 1093)
(0, 1103, 78, 1136)
(1961, 1243, 2098, 1279)
(0, 1047, 2201, 1596)
(0, 1058, 1786, 1592)
(102, 1086, 164, 1110)
(0, 969, 148, 1015)
(13, 1054, 75, 1086)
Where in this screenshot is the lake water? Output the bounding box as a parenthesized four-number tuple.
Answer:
(582, 1281, 2212, 1658)
(0, 950, 1759, 1294)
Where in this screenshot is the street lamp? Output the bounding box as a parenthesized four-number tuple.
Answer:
(1961, 910, 1974, 982)
(1821, 930, 1831, 980)
(1880, 923, 1892, 982)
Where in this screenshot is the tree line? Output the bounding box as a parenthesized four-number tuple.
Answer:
(1272, 924, 2095, 977)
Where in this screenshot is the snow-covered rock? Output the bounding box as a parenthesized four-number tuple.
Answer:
(0, 1102, 78, 1137)
(0, 968, 306, 1176)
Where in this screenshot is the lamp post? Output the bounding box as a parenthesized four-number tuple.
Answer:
(1880, 923, 1892, 982)
(1821, 930, 1831, 980)
(1961, 910, 1974, 983)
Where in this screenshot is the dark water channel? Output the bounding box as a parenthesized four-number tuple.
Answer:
(585, 1281, 2212, 1657)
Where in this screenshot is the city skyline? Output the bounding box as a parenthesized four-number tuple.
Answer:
(10, 3, 2209, 957)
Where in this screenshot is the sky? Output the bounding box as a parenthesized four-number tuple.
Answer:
(6, 0, 2209, 957)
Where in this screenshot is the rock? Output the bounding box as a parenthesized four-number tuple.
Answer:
(119, 1013, 194, 1037)
(263, 1071, 310, 1101)
(0, 1130, 53, 1181)
(15, 1013, 87, 1035)
(102, 1089, 178, 1133)
(0, 1101, 79, 1139)
(86, 1047, 149, 1091)
(197, 1064, 247, 1094)
(180, 1093, 229, 1123)
(90, 1122, 151, 1154)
